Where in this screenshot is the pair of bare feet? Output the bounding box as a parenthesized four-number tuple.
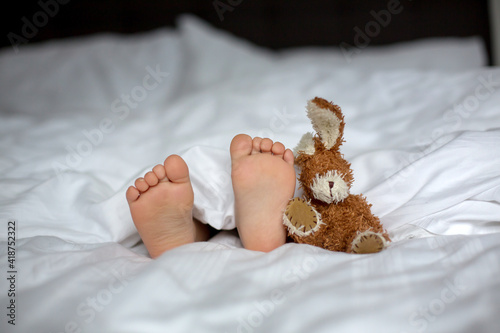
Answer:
(126, 134, 296, 258)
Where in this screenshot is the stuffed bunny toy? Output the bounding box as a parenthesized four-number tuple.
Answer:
(283, 97, 390, 253)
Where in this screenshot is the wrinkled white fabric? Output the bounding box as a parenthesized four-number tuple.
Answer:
(0, 14, 499, 333)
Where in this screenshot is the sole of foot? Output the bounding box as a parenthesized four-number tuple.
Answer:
(230, 134, 296, 252)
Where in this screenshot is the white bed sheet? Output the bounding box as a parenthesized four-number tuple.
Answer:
(1, 15, 499, 333)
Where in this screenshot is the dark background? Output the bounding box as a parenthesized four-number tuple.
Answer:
(1, 0, 493, 64)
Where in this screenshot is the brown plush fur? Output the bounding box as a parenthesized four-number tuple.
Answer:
(296, 137, 354, 201)
(287, 97, 390, 252)
(289, 194, 389, 252)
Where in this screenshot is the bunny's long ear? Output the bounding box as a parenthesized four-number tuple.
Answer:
(306, 97, 345, 150)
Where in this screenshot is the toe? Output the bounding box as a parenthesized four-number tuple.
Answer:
(230, 134, 254, 160)
(252, 137, 262, 154)
(283, 149, 295, 166)
(271, 141, 285, 156)
(135, 178, 149, 192)
(144, 171, 159, 186)
(260, 138, 273, 154)
(152, 164, 167, 180)
(164, 155, 190, 184)
(126, 186, 140, 203)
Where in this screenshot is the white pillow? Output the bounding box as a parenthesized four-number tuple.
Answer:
(177, 15, 275, 91)
(178, 14, 488, 72)
(281, 37, 488, 70)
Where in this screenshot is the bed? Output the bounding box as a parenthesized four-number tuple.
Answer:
(1, 2, 500, 332)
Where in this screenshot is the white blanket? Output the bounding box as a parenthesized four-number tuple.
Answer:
(1, 15, 499, 332)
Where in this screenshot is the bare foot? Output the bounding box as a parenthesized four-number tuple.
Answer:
(126, 155, 209, 258)
(230, 134, 296, 252)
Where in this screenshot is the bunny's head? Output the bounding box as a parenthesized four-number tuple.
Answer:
(294, 97, 354, 204)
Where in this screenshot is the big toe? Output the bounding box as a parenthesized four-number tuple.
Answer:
(230, 134, 253, 160)
(164, 155, 190, 184)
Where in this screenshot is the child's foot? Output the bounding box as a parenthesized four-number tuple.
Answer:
(126, 155, 209, 258)
(230, 134, 296, 252)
